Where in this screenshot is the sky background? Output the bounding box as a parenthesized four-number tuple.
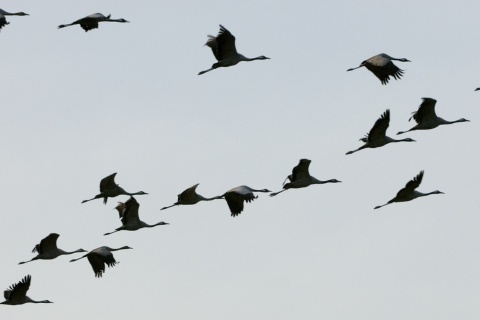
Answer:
(1, 0, 479, 319)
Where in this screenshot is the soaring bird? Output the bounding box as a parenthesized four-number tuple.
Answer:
(219, 186, 271, 217)
(0, 9, 28, 31)
(270, 159, 341, 197)
(104, 197, 168, 235)
(0, 275, 52, 305)
(374, 170, 443, 209)
(347, 53, 410, 85)
(82, 172, 147, 204)
(70, 246, 132, 278)
(160, 183, 222, 210)
(346, 109, 415, 155)
(18, 233, 86, 265)
(58, 13, 128, 32)
(198, 25, 270, 75)
(397, 98, 469, 135)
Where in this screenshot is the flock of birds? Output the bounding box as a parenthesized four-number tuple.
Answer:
(0, 7, 472, 306)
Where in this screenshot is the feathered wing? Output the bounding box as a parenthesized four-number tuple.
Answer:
(290, 159, 311, 182)
(366, 109, 390, 142)
(396, 171, 424, 198)
(178, 184, 199, 202)
(225, 192, 256, 217)
(33, 233, 59, 254)
(365, 60, 404, 85)
(4, 275, 30, 301)
(121, 197, 141, 225)
(100, 173, 117, 192)
(411, 98, 437, 124)
(209, 25, 237, 61)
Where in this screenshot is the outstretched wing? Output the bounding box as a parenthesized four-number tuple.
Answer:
(122, 197, 140, 225)
(206, 25, 237, 61)
(289, 159, 311, 182)
(396, 170, 424, 198)
(4, 275, 31, 301)
(366, 109, 390, 142)
(410, 98, 437, 124)
(34, 233, 60, 254)
(364, 56, 404, 85)
(100, 173, 117, 192)
(178, 184, 199, 202)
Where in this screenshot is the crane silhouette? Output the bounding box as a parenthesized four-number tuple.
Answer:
(347, 53, 410, 85)
(82, 172, 147, 204)
(58, 13, 128, 32)
(160, 183, 222, 210)
(1, 275, 52, 305)
(270, 159, 341, 197)
(397, 98, 469, 135)
(18, 233, 86, 264)
(70, 246, 132, 278)
(374, 170, 443, 209)
(105, 197, 168, 235)
(198, 25, 269, 75)
(0, 9, 28, 31)
(346, 109, 415, 154)
(218, 185, 271, 217)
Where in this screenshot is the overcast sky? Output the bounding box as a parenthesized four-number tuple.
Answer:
(1, 1, 479, 319)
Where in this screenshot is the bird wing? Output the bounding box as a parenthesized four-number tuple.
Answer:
(115, 202, 126, 218)
(34, 233, 60, 254)
(214, 25, 237, 61)
(87, 253, 107, 278)
(366, 109, 390, 142)
(100, 173, 117, 191)
(290, 159, 311, 182)
(122, 197, 140, 225)
(396, 171, 424, 198)
(4, 275, 30, 301)
(411, 98, 437, 124)
(224, 192, 246, 217)
(0, 15, 8, 30)
(178, 184, 199, 202)
(364, 57, 404, 85)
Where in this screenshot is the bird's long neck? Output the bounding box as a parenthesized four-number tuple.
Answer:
(441, 118, 466, 125)
(311, 177, 335, 184)
(201, 195, 224, 201)
(160, 203, 178, 210)
(148, 221, 168, 228)
(70, 254, 88, 262)
(64, 249, 85, 255)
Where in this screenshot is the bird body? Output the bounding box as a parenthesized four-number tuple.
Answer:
(347, 53, 410, 85)
(374, 170, 443, 209)
(58, 13, 129, 32)
(221, 185, 271, 217)
(270, 159, 341, 196)
(0, 9, 28, 31)
(82, 172, 147, 204)
(346, 109, 415, 154)
(161, 183, 223, 210)
(18, 233, 86, 264)
(70, 246, 132, 278)
(1, 275, 52, 305)
(397, 98, 469, 135)
(105, 197, 168, 235)
(198, 25, 269, 75)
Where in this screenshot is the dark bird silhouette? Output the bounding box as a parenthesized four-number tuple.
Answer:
(374, 170, 443, 209)
(1, 275, 52, 305)
(347, 53, 410, 85)
(82, 172, 147, 204)
(397, 98, 469, 135)
(198, 25, 269, 75)
(270, 159, 341, 197)
(58, 13, 128, 32)
(346, 109, 415, 155)
(160, 183, 222, 210)
(18, 233, 86, 265)
(0, 9, 28, 31)
(104, 197, 168, 235)
(219, 186, 271, 217)
(70, 246, 132, 278)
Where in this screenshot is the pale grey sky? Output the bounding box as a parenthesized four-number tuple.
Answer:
(1, 0, 479, 319)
